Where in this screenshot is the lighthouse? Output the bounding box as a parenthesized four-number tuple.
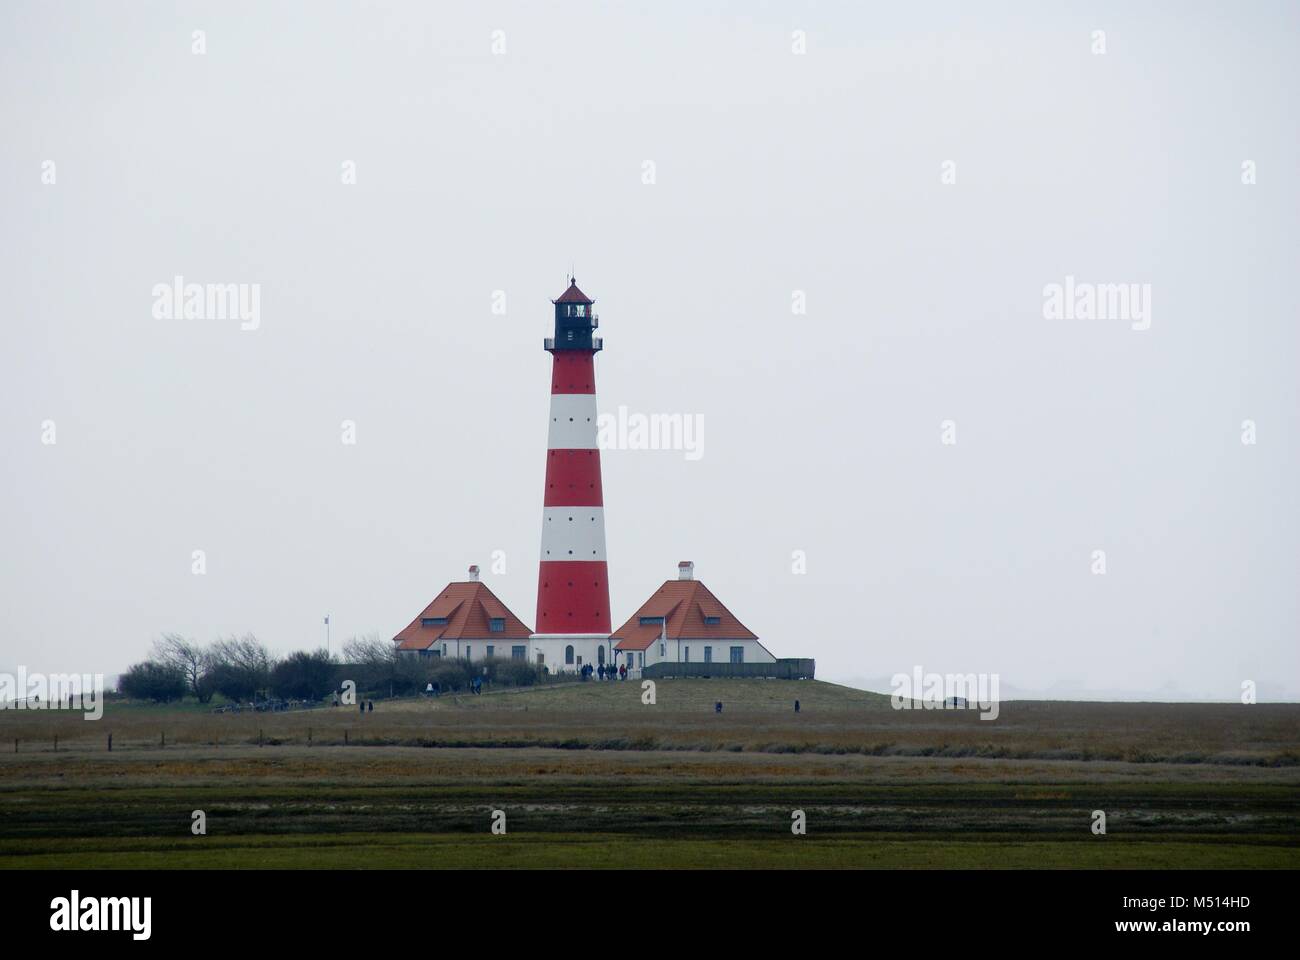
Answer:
(530, 278, 612, 673)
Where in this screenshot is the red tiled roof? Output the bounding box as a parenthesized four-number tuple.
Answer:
(610, 579, 758, 651)
(554, 281, 592, 304)
(393, 580, 532, 651)
(696, 596, 724, 620)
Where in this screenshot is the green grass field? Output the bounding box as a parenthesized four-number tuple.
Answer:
(2, 680, 1297, 869)
(4, 833, 1293, 870)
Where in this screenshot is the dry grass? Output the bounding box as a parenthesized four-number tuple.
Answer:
(3, 680, 1296, 766)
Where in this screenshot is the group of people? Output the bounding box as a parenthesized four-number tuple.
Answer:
(580, 662, 627, 682)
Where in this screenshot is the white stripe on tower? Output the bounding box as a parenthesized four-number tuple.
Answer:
(540, 507, 607, 561)
(546, 394, 599, 449)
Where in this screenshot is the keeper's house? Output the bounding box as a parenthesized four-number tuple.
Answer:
(393, 565, 533, 662)
(610, 561, 776, 675)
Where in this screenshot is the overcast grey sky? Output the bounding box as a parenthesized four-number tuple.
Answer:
(2, 1, 1297, 699)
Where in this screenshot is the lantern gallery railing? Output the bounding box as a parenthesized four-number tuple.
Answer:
(544, 337, 603, 351)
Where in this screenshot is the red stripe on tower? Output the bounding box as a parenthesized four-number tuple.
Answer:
(531, 279, 613, 672)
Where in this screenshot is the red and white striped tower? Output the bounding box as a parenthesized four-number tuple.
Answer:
(530, 278, 612, 673)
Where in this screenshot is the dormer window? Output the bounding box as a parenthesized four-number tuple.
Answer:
(704, 616, 721, 625)
(422, 617, 448, 628)
(639, 616, 665, 626)
(489, 618, 505, 632)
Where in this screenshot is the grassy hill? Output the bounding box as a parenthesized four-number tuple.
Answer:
(397, 677, 888, 713)
(4, 679, 1297, 766)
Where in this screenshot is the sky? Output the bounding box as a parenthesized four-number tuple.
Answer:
(1, 1, 1297, 700)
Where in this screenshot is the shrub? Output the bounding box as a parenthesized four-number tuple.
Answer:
(118, 661, 188, 702)
(207, 662, 261, 702)
(485, 658, 543, 688)
(427, 660, 474, 692)
(270, 649, 336, 700)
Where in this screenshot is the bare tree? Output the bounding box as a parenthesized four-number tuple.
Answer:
(342, 632, 396, 667)
(341, 632, 400, 696)
(212, 633, 273, 677)
(152, 633, 215, 703)
(209, 633, 274, 701)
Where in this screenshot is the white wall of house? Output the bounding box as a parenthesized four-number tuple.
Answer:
(611, 646, 647, 673)
(641, 638, 775, 667)
(466, 640, 530, 663)
(403, 640, 530, 663)
(403, 636, 774, 671)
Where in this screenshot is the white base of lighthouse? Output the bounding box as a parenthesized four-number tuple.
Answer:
(530, 633, 611, 674)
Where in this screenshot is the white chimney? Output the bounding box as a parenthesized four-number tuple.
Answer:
(678, 560, 694, 581)
(468, 564, 480, 582)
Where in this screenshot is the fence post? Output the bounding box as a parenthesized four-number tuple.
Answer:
(160, 731, 165, 748)
(308, 727, 312, 746)
(344, 729, 348, 746)
(12, 738, 16, 754)
(107, 733, 112, 752)
(54, 734, 58, 752)
(258, 728, 263, 747)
